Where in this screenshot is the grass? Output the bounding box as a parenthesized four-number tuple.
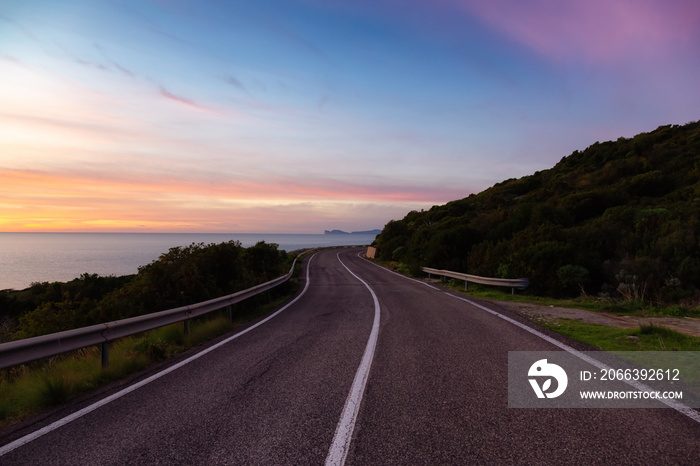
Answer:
(404, 265, 700, 318)
(0, 285, 298, 427)
(448, 280, 700, 352)
(539, 320, 700, 397)
(538, 319, 700, 352)
(446, 281, 700, 318)
(0, 252, 307, 426)
(375, 259, 700, 353)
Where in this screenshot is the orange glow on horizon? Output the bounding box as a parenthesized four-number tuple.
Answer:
(0, 168, 451, 232)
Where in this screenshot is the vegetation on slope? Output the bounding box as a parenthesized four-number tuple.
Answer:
(0, 241, 289, 341)
(0, 241, 297, 425)
(375, 121, 700, 304)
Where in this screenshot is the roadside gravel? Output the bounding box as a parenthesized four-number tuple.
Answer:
(488, 300, 700, 337)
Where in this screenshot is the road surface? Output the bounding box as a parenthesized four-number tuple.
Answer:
(2, 248, 699, 464)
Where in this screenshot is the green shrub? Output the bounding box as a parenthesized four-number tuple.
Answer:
(557, 264, 590, 293)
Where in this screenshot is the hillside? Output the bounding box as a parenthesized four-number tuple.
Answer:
(374, 121, 700, 302)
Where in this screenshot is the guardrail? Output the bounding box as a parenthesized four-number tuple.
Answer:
(421, 267, 528, 294)
(0, 255, 304, 371)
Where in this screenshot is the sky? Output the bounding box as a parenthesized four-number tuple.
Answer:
(1, 0, 699, 233)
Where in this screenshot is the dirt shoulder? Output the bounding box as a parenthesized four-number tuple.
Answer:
(490, 300, 700, 337)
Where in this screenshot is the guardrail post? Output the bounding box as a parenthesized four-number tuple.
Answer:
(101, 342, 109, 369)
(465, 281, 468, 291)
(226, 305, 232, 321)
(184, 319, 190, 336)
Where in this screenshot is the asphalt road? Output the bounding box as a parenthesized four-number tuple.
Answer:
(2, 248, 699, 464)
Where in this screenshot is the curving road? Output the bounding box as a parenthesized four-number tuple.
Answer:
(1, 248, 699, 464)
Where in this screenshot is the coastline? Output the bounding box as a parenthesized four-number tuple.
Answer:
(0, 232, 378, 291)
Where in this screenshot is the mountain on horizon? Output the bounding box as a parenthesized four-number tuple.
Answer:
(325, 229, 382, 235)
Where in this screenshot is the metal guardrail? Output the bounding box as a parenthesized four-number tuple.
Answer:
(0, 255, 303, 370)
(421, 267, 529, 294)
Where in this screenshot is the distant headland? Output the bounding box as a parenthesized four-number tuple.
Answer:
(324, 229, 381, 235)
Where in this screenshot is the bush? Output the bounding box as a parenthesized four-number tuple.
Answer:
(557, 265, 590, 294)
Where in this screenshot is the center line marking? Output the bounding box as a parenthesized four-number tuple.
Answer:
(325, 252, 381, 466)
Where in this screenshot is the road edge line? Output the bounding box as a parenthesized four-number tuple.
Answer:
(360, 255, 440, 290)
(445, 293, 700, 424)
(0, 253, 319, 456)
(354, 260, 700, 424)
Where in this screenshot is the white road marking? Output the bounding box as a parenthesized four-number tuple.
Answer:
(359, 259, 700, 424)
(325, 252, 381, 466)
(360, 254, 440, 290)
(446, 293, 700, 424)
(0, 253, 319, 457)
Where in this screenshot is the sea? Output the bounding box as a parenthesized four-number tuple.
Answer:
(0, 232, 379, 291)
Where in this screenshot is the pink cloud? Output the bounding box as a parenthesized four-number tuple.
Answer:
(454, 0, 700, 63)
(159, 86, 211, 113)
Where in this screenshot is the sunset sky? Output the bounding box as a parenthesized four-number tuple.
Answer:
(2, 0, 699, 233)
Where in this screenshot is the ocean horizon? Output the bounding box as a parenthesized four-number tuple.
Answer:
(0, 232, 378, 291)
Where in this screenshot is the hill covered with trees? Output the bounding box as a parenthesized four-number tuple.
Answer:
(374, 121, 700, 303)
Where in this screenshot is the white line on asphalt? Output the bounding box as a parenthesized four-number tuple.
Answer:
(359, 254, 440, 291)
(445, 293, 700, 424)
(325, 252, 381, 466)
(0, 253, 319, 457)
(359, 252, 700, 427)
(355, 259, 700, 424)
